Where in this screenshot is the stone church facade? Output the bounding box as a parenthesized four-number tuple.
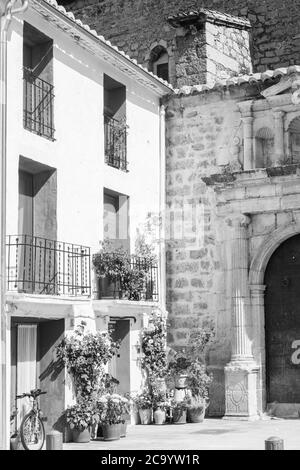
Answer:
(60, 0, 300, 419)
(61, 0, 300, 87)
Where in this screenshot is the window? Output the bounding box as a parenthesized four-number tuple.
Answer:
(103, 189, 129, 252)
(23, 22, 54, 140)
(103, 75, 127, 171)
(149, 46, 169, 82)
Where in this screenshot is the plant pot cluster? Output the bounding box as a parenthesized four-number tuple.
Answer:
(137, 399, 207, 425)
(67, 393, 130, 444)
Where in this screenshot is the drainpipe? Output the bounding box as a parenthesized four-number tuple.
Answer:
(0, 0, 28, 450)
(158, 104, 166, 316)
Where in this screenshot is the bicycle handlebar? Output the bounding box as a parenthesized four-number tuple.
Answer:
(16, 389, 47, 400)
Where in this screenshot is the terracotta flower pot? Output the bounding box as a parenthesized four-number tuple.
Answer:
(172, 408, 187, 424)
(102, 423, 122, 441)
(139, 408, 152, 424)
(153, 408, 166, 425)
(72, 427, 91, 443)
(188, 406, 206, 423)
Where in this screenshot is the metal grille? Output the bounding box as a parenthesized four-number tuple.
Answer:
(104, 114, 127, 171)
(23, 68, 55, 140)
(6, 235, 91, 297)
(97, 254, 158, 301)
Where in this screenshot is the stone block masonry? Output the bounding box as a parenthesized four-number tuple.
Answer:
(64, 0, 300, 86)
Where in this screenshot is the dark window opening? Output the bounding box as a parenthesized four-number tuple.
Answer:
(23, 22, 54, 140)
(149, 46, 169, 82)
(103, 75, 127, 171)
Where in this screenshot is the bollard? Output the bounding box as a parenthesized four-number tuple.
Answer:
(265, 436, 284, 450)
(46, 430, 63, 450)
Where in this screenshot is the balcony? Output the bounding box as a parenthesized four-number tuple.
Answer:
(104, 114, 128, 171)
(6, 235, 91, 297)
(23, 68, 55, 140)
(94, 253, 159, 301)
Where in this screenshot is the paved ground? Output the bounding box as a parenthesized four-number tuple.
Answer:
(63, 418, 300, 450)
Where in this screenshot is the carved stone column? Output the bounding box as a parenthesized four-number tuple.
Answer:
(273, 110, 285, 165)
(224, 215, 259, 420)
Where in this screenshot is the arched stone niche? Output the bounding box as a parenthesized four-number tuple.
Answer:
(255, 127, 274, 168)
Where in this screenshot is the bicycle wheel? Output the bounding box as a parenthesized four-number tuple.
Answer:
(20, 411, 45, 450)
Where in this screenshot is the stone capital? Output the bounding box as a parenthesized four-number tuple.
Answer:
(273, 109, 285, 120)
(225, 214, 251, 229)
(237, 99, 254, 118)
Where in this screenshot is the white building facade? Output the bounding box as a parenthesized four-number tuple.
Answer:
(2, 0, 170, 446)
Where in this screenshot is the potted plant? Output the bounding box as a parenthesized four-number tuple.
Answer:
(167, 354, 191, 389)
(171, 399, 188, 424)
(93, 241, 131, 299)
(186, 395, 208, 423)
(186, 359, 213, 422)
(152, 391, 168, 425)
(132, 390, 153, 424)
(56, 322, 119, 399)
(96, 393, 128, 441)
(66, 400, 98, 443)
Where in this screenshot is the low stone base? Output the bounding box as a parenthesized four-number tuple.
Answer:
(224, 361, 259, 420)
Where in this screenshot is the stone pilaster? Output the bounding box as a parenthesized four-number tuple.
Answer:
(241, 117, 254, 171)
(238, 100, 254, 171)
(273, 110, 285, 165)
(224, 215, 259, 420)
(250, 284, 266, 413)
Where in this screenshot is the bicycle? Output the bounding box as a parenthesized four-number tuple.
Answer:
(15, 388, 47, 450)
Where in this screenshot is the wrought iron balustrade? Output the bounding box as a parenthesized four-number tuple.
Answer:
(97, 253, 158, 301)
(6, 235, 91, 297)
(104, 114, 127, 171)
(23, 68, 55, 140)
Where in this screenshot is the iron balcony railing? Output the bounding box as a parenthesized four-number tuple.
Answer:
(23, 68, 55, 140)
(6, 235, 91, 297)
(104, 114, 127, 171)
(97, 254, 158, 301)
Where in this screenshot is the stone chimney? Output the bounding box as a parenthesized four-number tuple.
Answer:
(167, 9, 252, 88)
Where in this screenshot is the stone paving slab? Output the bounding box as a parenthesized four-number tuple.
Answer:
(63, 418, 300, 450)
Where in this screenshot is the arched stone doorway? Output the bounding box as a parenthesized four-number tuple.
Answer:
(264, 234, 300, 404)
(249, 222, 300, 416)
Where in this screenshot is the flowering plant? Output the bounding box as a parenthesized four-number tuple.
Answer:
(131, 390, 153, 410)
(141, 309, 167, 380)
(56, 322, 119, 398)
(96, 393, 129, 425)
(66, 399, 99, 431)
(187, 360, 213, 399)
(169, 398, 188, 412)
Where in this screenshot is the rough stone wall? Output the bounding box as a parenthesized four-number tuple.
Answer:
(206, 23, 252, 85)
(162, 88, 248, 414)
(63, 0, 300, 85)
(174, 25, 207, 87)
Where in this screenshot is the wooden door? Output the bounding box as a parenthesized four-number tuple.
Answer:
(264, 234, 300, 403)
